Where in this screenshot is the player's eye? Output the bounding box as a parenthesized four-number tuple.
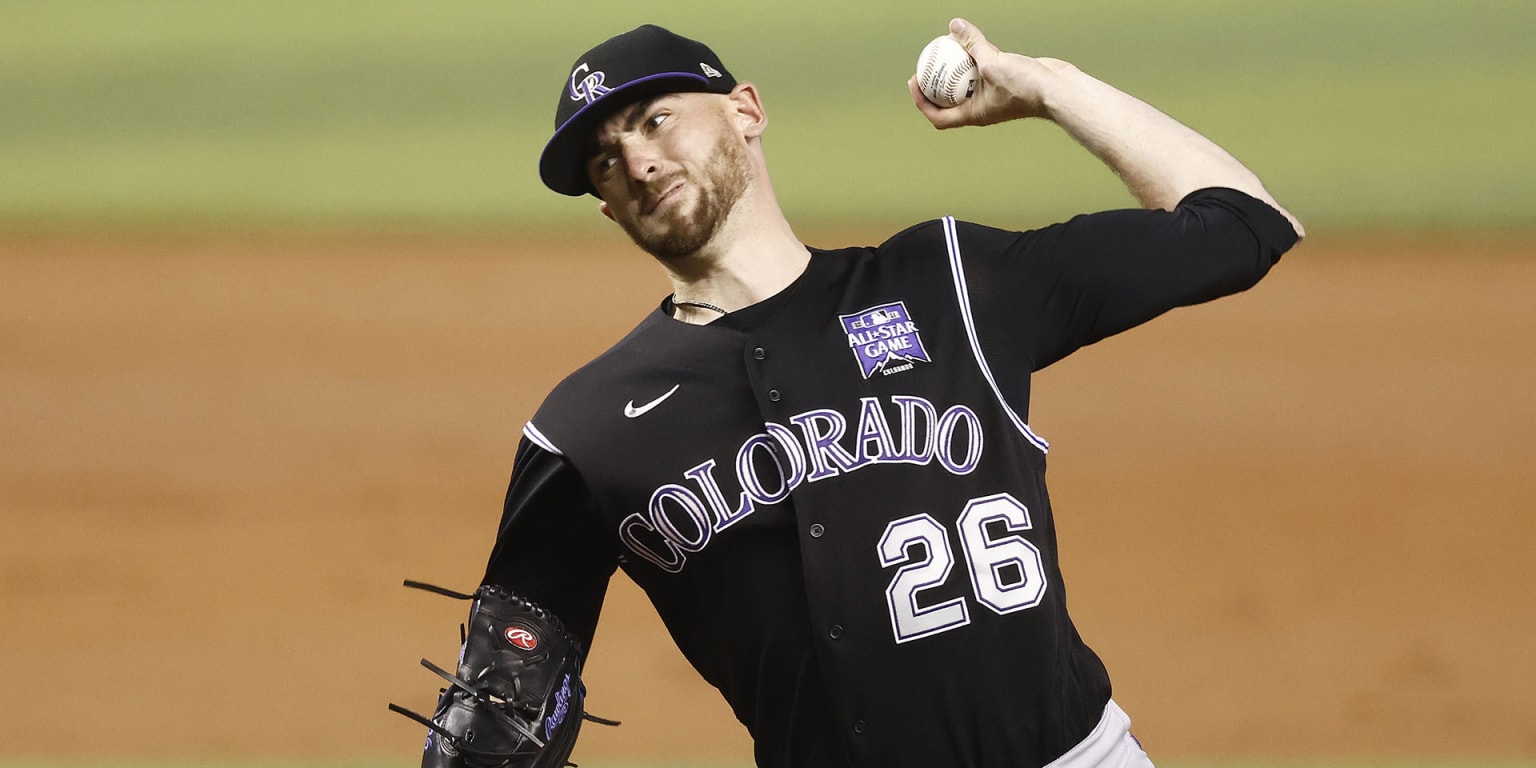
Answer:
(591, 152, 619, 177)
(646, 111, 669, 130)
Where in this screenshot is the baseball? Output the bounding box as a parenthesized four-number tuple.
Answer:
(915, 34, 976, 108)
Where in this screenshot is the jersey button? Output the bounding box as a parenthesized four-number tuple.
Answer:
(768, 389, 782, 402)
(828, 624, 843, 640)
(853, 720, 867, 734)
(753, 347, 766, 360)
(809, 523, 824, 538)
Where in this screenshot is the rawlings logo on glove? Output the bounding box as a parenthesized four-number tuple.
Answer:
(389, 581, 619, 768)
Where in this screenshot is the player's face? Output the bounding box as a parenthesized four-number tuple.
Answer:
(586, 93, 752, 262)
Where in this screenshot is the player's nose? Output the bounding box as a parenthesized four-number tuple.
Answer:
(619, 142, 663, 183)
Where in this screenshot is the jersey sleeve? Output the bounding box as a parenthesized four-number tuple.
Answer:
(959, 186, 1300, 371)
(480, 430, 620, 652)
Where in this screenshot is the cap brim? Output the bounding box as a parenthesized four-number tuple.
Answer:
(539, 72, 713, 197)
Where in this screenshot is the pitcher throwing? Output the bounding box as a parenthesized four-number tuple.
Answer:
(398, 18, 1303, 768)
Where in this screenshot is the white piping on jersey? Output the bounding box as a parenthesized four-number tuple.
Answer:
(522, 421, 563, 456)
(941, 216, 1051, 455)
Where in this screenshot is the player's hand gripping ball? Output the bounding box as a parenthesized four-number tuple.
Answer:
(915, 34, 976, 108)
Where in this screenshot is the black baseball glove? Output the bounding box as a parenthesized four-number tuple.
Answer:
(391, 581, 618, 768)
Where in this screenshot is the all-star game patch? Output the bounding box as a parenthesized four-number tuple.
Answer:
(839, 301, 932, 379)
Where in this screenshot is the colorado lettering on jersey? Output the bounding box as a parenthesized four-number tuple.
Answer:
(619, 394, 984, 573)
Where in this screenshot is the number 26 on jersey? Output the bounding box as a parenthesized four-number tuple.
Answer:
(878, 493, 1048, 643)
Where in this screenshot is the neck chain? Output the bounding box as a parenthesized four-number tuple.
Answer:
(671, 296, 728, 316)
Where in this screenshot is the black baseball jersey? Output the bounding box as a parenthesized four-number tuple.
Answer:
(482, 188, 1299, 767)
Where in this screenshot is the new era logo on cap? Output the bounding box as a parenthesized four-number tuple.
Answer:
(539, 25, 738, 197)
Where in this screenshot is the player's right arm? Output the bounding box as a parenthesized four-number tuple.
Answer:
(909, 17, 1304, 240)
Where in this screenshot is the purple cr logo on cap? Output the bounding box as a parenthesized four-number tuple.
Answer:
(569, 63, 612, 105)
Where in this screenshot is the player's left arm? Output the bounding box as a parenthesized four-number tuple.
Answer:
(390, 436, 621, 768)
(909, 17, 1304, 240)
(482, 434, 620, 649)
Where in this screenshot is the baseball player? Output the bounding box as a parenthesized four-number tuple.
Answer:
(399, 18, 1303, 768)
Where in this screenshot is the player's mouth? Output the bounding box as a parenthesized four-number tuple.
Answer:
(642, 179, 685, 216)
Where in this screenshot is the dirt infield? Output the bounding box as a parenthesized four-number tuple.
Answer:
(1, 231, 1533, 763)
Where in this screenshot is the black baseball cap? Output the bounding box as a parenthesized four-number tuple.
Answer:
(539, 25, 737, 197)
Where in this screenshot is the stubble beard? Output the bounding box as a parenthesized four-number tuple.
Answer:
(619, 128, 752, 265)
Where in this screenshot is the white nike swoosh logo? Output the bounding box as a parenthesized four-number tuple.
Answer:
(624, 384, 681, 418)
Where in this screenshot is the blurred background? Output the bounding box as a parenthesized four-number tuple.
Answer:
(2, 2, 1533, 767)
(5, 0, 1533, 233)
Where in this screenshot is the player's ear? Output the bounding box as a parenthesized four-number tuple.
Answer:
(598, 200, 615, 222)
(726, 82, 767, 139)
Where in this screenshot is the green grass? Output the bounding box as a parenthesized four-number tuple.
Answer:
(2, 0, 1533, 232)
